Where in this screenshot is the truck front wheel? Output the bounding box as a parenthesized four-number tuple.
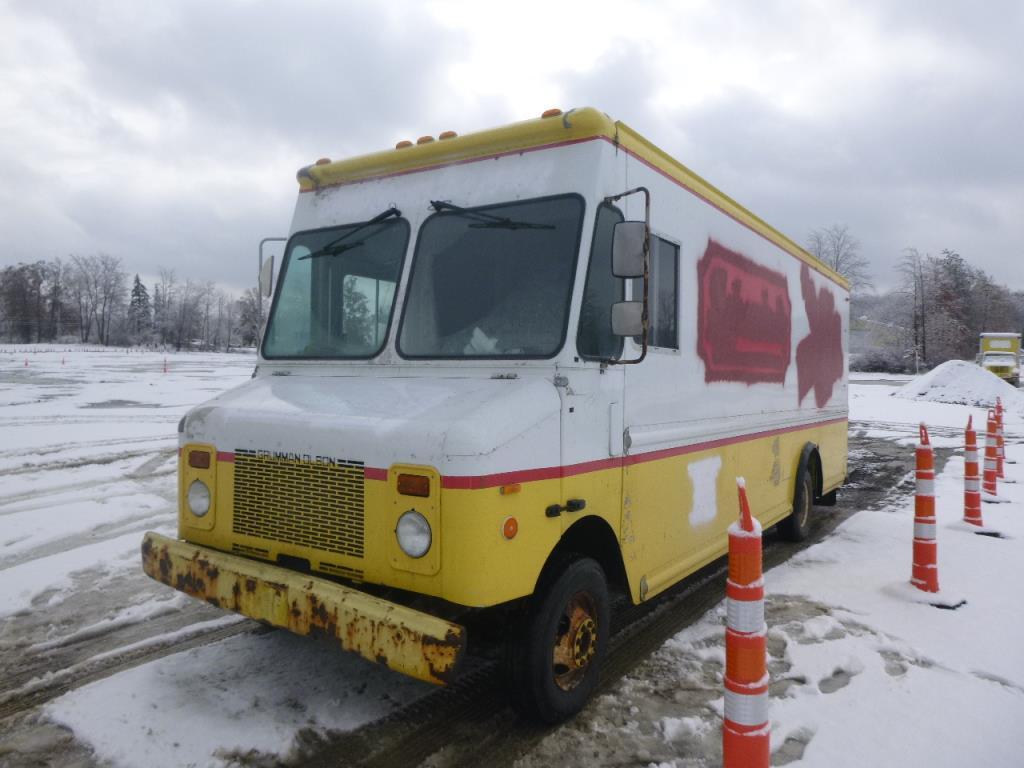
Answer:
(505, 557, 610, 724)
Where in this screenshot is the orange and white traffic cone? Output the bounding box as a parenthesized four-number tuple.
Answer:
(995, 398, 1005, 478)
(723, 478, 769, 768)
(998, 397, 1017, 465)
(963, 416, 983, 527)
(983, 410, 999, 498)
(911, 424, 939, 593)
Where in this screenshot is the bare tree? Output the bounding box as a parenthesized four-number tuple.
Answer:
(897, 248, 927, 370)
(94, 254, 127, 345)
(69, 255, 98, 342)
(806, 224, 872, 294)
(236, 288, 261, 347)
(172, 280, 210, 350)
(154, 269, 178, 345)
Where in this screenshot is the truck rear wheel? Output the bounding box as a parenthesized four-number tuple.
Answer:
(505, 557, 609, 724)
(779, 467, 814, 542)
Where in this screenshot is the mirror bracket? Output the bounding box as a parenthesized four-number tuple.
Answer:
(602, 186, 650, 366)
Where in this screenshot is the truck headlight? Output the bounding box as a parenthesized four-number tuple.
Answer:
(396, 510, 431, 558)
(187, 480, 211, 517)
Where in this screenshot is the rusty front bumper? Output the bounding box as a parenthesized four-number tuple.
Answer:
(140, 532, 465, 685)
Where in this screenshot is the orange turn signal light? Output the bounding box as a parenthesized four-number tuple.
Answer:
(541, 108, 563, 118)
(499, 483, 521, 495)
(315, 157, 331, 165)
(397, 473, 430, 497)
(395, 140, 413, 149)
(188, 450, 211, 469)
(438, 130, 458, 140)
(502, 516, 519, 540)
(416, 135, 435, 145)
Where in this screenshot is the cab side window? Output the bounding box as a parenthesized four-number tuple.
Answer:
(632, 236, 679, 349)
(577, 204, 625, 359)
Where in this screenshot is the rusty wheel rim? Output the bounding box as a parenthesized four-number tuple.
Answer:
(552, 591, 599, 692)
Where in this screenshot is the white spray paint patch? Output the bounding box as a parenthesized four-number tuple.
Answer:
(687, 455, 722, 526)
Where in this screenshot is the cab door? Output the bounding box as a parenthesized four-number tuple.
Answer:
(556, 203, 627, 539)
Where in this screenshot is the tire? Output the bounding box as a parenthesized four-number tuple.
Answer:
(779, 466, 814, 542)
(505, 557, 610, 724)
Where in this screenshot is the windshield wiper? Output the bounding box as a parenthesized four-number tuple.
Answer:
(299, 206, 401, 260)
(429, 200, 554, 230)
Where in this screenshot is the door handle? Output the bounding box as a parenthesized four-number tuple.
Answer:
(545, 499, 587, 518)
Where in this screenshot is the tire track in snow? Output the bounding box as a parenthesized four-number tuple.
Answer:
(0, 448, 178, 568)
(0, 433, 172, 462)
(0, 447, 171, 480)
(0, 448, 177, 512)
(0, 511, 170, 571)
(0, 618, 269, 722)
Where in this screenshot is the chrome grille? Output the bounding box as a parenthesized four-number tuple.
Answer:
(232, 449, 364, 557)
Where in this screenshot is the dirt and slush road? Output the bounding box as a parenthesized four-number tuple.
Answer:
(0, 428, 945, 768)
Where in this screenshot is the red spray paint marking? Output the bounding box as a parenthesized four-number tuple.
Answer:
(697, 240, 791, 385)
(795, 265, 843, 408)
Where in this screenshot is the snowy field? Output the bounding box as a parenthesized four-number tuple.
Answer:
(1, 348, 1022, 767)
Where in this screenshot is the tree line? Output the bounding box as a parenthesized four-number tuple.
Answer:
(3, 232, 1020, 368)
(0, 255, 263, 349)
(807, 223, 1024, 373)
(853, 248, 1024, 372)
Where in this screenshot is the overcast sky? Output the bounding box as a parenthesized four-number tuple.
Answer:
(1, 0, 1021, 294)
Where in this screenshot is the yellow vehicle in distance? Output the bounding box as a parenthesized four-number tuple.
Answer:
(979, 333, 1021, 386)
(142, 107, 848, 722)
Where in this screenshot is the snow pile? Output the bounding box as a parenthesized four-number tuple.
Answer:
(892, 359, 1023, 410)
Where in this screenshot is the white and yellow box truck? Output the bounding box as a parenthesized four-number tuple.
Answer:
(142, 107, 848, 722)
(979, 332, 1021, 386)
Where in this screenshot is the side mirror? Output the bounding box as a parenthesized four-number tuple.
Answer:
(612, 221, 647, 278)
(259, 255, 275, 298)
(611, 301, 644, 337)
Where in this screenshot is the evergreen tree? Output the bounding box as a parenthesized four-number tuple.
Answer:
(127, 274, 152, 341)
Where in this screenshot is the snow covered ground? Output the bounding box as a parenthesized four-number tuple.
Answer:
(0, 347, 438, 767)
(1, 350, 1022, 767)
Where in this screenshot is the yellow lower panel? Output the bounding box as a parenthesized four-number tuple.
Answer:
(622, 420, 847, 602)
(140, 531, 464, 685)
(178, 421, 846, 612)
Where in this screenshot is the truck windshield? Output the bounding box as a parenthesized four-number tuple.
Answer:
(398, 195, 584, 358)
(262, 216, 409, 358)
(984, 353, 1017, 365)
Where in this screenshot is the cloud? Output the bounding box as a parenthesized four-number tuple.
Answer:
(0, 0, 465, 289)
(0, 0, 1021, 296)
